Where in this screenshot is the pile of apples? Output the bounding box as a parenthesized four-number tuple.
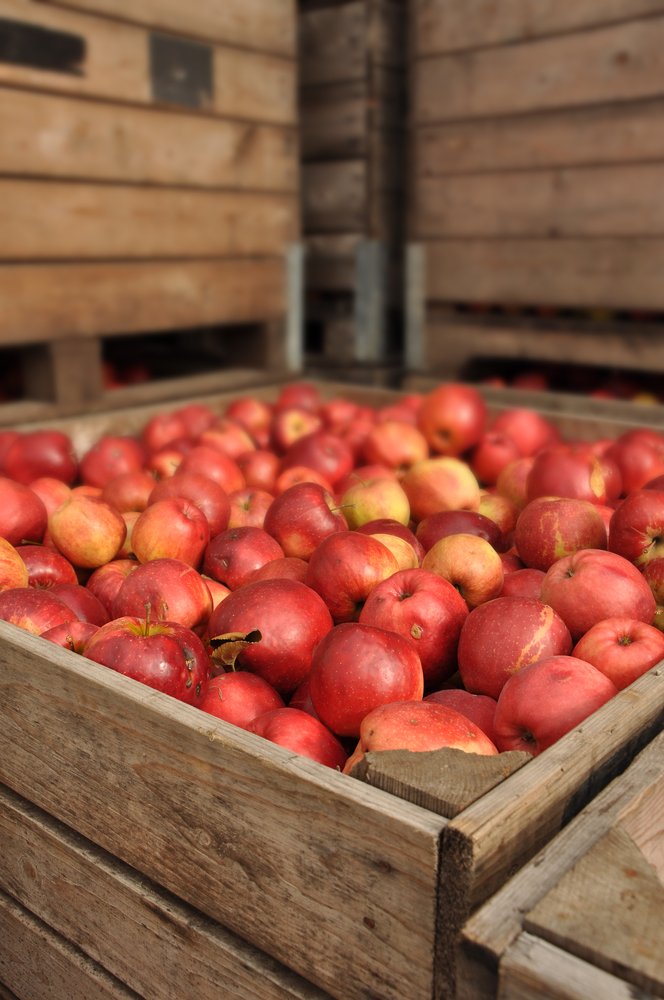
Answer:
(1, 380, 663, 774)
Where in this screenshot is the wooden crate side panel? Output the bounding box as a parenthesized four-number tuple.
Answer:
(423, 238, 664, 310)
(412, 15, 664, 124)
(412, 164, 664, 239)
(43, 0, 297, 55)
(0, 260, 286, 344)
(0, 89, 298, 190)
(300, 85, 369, 160)
(0, 889, 136, 1000)
(413, 99, 664, 175)
(0, 787, 330, 1000)
(299, 2, 367, 86)
(302, 161, 367, 232)
(0, 182, 298, 260)
(0, 625, 445, 1000)
(410, 0, 664, 57)
(0, 0, 296, 125)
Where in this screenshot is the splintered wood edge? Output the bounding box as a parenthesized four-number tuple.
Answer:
(349, 748, 532, 818)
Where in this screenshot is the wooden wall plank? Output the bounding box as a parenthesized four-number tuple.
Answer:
(413, 99, 664, 175)
(412, 15, 664, 124)
(0, 89, 297, 190)
(0, 787, 330, 1000)
(0, 0, 296, 125)
(300, 84, 368, 160)
(412, 164, 664, 238)
(0, 259, 286, 343)
(411, 0, 664, 57)
(299, 1, 366, 86)
(424, 238, 664, 309)
(302, 162, 367, 232)
(0, 181, 298, 260)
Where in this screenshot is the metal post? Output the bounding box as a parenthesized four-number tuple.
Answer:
(354, 240, 387, 363)
(405, 243, 425, 371)
(285, 243, 305, 372)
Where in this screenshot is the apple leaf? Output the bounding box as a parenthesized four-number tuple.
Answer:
(209, 629, 262, 670)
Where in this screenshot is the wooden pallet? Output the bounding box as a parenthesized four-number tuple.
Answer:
(0, 380, 663, 1000)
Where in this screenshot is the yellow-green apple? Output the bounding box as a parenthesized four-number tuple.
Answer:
(202, 575, 231, 610)
(359, 567, 468, 687)
(16, 544, 78, 587)
(514, 496, 608, 571)
(493, 654, 618, 755)
(147, 470, 231, 538)
(84, 616, 211, 705)
(422, 533, 504, 609)
(424, 688, 498, 745)
(112, 557, 212, 632)
(177, 445, 245, 494)
(608, 489, 664, 568)
(572, 616, 664, 691)
(198, 670, 284, 729)
(526, 445, 621, 505)
(227, 488, 274, 529)
(343, 699, 497, 773)
(415, 509, 506, 553)
(457, 595, 572, 699)
(368, 533, 420, 571)
(131, 496, 210, 568)
(41, 619, 99, 653)
(49, 494, 126, 569)
(470, 431, 522, 486)
(236, 449, 280, 493)
(500, 567, 545, 600)
(340, 476, 410, 529)
(478, 491, 520, 544)
(540, 549, 657, 640)
(0, 586, 77, 635)
(496, 456, 535, 510)
(308, 622, 424, 737)
(48, 582, 110, 626)
(401, 457, 481, 522)
(604, 428, 664, 494)
(489, 408, 560, 457)
(248, 557, 309, 584)
(79, 434, 146, 488)
(247, 707, 348, 770)
(0, 538, 29, 591)
(85, 559, 137, 615)
(304, 532, 399, 622)
(207, 577, 333, 695)
(101, 470, 156, 513)
(0, 477, 48, 546)
(28, 476, 72, 517)
(280, 430, 354, 489)
(417, 383, 487, 456)
(270, 407, 322, 454)
(355, 519, 426, 562)
(263, 482, 346, 560)
(203, 526, 284, 590)
(361, 420, 429, 472)
(4, 430, 77, 485)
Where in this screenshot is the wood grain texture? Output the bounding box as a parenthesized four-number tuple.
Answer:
(0, 89, 297, 190)
(302, 161, 367, 232)
(0, 623, 445, 1000)
(0, 259, 286, 344)
(412, 15, 664, 124)
(411, 0, 664, 56)
(0, 786, 330, 1000)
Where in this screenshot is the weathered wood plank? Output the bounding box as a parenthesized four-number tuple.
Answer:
(300, 0, 403, 88)
(413, 15, 664, 123)
(413, 163, 664, 238)
(0, 259, 286, 344)
(413, 99, 664, 176)
(0, 181, 298, 260)
(302, 161, 367, 232)
(411, 0, 664, 57)
(0, 888, 138, 1000)
(0, 0, 296, 125)
(0, 89, 297, 190)
(0, 786, 330, 1000)
(0, 623, 445, 1000)
(424, 238, 664, 310)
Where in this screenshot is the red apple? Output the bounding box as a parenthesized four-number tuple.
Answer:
(247, 707, 348, 770)
(500, 567, 545, 600)
(270, 407, 323, 453)
(335, 464, 397, 497)
(496, 457, 535, 510)
(424, 689, 498, 745)
(47, 582, 110, 626)
(417, 383, 487, 456)
(401, 457, 481, 522)
(4, 430, 77, 485)
(0, 478, 48, 546)
(112, 557, 212, 632)
(304, 531, 399, 622)
(355, 519, 426, 563)
(197, 671, 284, 729)
(203, 526, 284, 591)
(457, 596, 572, 699)
(201, 575, 231, 610)
(147, 471, 231, 539)
(236, 449, 280, 493)
(361, 420, 429, 471)
(263, 482, 347, 560)
(359, 567, 468, 687)
(642, 557, 664, 605)
(274, 381, 321, 412)
(84, 616, 211, 705)
(174, 401, 216, 439)
(224, 396, 273, 440)
(141, 410, 189, 454)
(28, 477, 72, 517)
(489, 408, 560, 457)
(227, 488, 274, 529)
(49, 494, 127, 569)
(0, 430, 20, 474)
(470, 431, 522, 487)
(177, 446, 245, 494)
(608, 489, 664, 568)
(514, 496, 608, 571)
(199, 420, 256, 461)
(248, 557, 309, 584)
(274, 465, 335, 496)
(540, 549, 657, 640)
(0, 586, 76, 635)
(308, 622, 424, 737)
(207, 577, 333, 695)
(85, 559, 138, 615)
(0, 538, 29, 591)
(478, 491, 520, 545)
(526, 446, 620, 505)
(422, 534, 504, 609)
(604, 429, 664, 494)
(16, 544, 78, 587)
(280, 430, 354, 490)
(369, 533, 420, 570)
(493, 655, 618, 755)
(320, 397, 361, 433)
(415, 509, 506, 553)
(79, 435, 147, 488)
(572, 616, 664, 691)
(41, 619, 99, 653)
(101, 470, 156, 513)
(131, 497, 210, 568)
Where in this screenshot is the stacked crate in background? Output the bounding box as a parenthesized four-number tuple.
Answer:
(406, 0, 664, 385)
(299, 0, 406, 384)
(0, 0, 301, 422)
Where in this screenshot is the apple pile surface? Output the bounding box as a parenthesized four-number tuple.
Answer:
(1, 382, 664, 772)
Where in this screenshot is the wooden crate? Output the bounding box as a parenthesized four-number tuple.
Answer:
(406, 0, 664, 380)
(0, 382, 664, 1000)
(458, 728, 664, 1000)
(299, 0, 406, 370)
(0, 0, 302, 419)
